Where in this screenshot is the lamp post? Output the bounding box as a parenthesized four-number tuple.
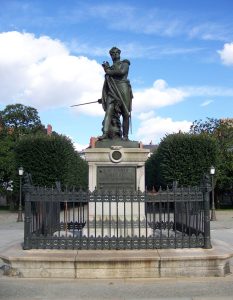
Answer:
(17, 167, 24, 222)
(210, 165, 216, 221)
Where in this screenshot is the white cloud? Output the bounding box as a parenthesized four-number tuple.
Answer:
(136, 114, 192, 144)
(1, 30, 232, 128)
(0, 31, 68, 65)
(133, 79, 188, 113)
(87, 4, 183, 38)
(73, 142, 89, 152)
(71, 4, 233, 42)
(138, 111, 155, 120)
(0, 31, 104, 115)
(201, 99, 213, 107)
(0, 32, 190, 119)
(66, 135, 89, 152)
(71, 40, 202, 59)
(218, 43, 233, 65)
(182, 85, 233, 97)
(1, 32, 189, 119)
(188, 23, 231, 41)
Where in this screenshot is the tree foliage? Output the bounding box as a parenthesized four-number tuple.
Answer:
(146, 133, 218, 189)
(0, 103, 45, 137)
(0, 103, 88, 209)
(145, 152, 157, 190)
(0, 103, 46, 197)
(190, 118, 233, 191)
(0, 133, 15, 194)
(15, 134, 88, 189)
(190, 118, 220, 135)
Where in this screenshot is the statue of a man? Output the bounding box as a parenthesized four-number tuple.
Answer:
(98, 47, 133, 141)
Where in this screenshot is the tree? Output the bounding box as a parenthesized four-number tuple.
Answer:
(15, 134, 88, 189)
(0, 133, 15, 194)
(0, 103, 88, 209)
(190, 118, 220, 135)
(146, 133, 219, 189)
(190, 118, 233, 193)
(0, 103, 47, 208)
(145, 151, 157, 190)
(0, 103, 45, 137)
(0, 104, 46, 202)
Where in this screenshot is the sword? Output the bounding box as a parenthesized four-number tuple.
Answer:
(70, 100, 102, 107)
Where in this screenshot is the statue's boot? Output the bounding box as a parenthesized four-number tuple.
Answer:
(98, 132, 108, 140)
(122, 118, 129, 141)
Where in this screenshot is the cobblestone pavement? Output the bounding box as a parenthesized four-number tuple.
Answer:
(0, 210, 233, 300)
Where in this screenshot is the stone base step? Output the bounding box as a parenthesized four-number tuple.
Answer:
(1, 240, 233, 279)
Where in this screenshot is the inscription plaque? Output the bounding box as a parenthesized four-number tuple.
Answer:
(97, 166, 136, 191)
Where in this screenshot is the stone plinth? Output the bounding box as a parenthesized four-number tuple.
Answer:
(84, 143, 150, 237)
(85, 145, 150, 192)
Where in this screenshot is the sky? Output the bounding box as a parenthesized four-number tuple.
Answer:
(0, 0, 233, 150)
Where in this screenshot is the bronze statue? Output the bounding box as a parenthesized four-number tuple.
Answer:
(98, 47, 133, 141)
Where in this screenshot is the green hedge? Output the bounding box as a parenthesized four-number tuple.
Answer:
(15, 134, 88, 189)
(146, 133, 219, 189)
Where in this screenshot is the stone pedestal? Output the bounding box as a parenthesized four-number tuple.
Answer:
(84, 142, 150, 237)
(85, 143, 150, 192)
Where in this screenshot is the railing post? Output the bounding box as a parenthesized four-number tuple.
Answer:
(23, 190, 32, 250)
(202, 175, 212, 249)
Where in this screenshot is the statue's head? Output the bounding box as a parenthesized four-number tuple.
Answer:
(109, 47, 121, 56)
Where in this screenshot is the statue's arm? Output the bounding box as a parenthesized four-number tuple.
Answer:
(105, 61, 129, 76)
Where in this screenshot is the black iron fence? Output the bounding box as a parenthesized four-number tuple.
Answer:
(23, 182, 211, 250)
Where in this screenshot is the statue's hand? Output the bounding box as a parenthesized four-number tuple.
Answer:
(102, 61, 110, 69)
(105, 69, 112, 75)
(98, 99, 102, 104)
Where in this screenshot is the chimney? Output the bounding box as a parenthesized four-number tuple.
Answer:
(47, 124, 52, 136)
(90, 137, 97, 148)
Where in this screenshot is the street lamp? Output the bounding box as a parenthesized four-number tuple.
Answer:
(17, 166, 24, 222)
(210, 165, 216, 221)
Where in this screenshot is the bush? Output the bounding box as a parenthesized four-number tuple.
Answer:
(15, 134, 88, 188)
(146, 133, 219, 189)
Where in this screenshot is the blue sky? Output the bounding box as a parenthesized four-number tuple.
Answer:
(0, 0, 233, 150)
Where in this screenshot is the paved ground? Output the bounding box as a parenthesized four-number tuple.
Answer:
(0, 210, 233, 300)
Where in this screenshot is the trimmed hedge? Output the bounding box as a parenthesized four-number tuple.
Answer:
(15, 134, 88, 189)
(146, 133, 219, 189)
